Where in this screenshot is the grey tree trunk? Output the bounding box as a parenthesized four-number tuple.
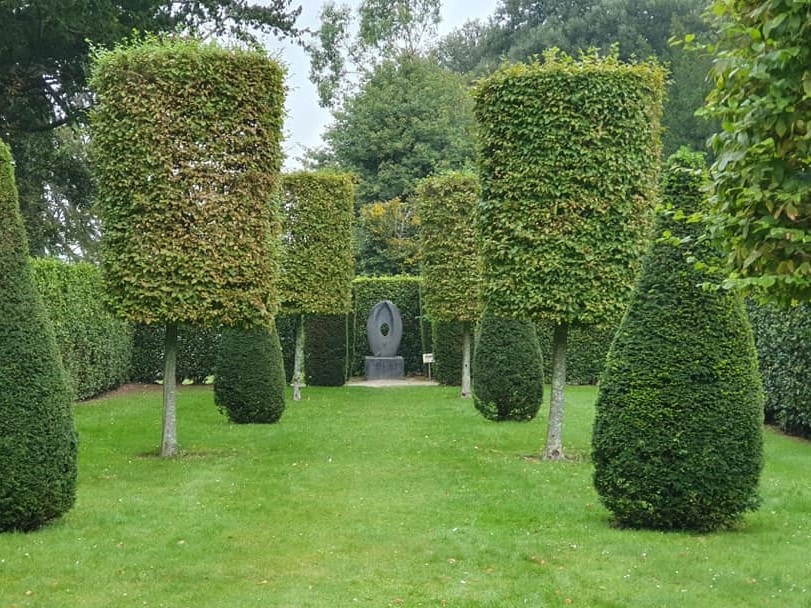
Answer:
(460, 321, 472, 398)
(544, 322, 568, 460)
(161, 322, 178, 457)
(292, 314, 305, 401)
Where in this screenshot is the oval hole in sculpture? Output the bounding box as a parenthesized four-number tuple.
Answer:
(380, 323, 390, 337)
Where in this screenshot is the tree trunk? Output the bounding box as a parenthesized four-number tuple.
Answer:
(161, 322, 178, 457)
(544, 322, 568, 460)
(460, 320, 472, 398)
(292, 314, 305, 401)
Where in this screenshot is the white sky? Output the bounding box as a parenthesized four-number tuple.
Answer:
(264, 0, 501, 169)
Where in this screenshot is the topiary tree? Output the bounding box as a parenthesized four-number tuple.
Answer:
(214, 326, 286, 424)
(279, 171, 355, 399)
(0, 140, 78, 531)
(473, 49, 665, 459)
(90, 36, 285, 456)
(473, 310, 543, 422)
(591, 150, 764, 531)
(417, 171, 481, 397)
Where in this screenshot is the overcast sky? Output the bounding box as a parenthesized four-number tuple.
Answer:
(264, 1, 501, 169)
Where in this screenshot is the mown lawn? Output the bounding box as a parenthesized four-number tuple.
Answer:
(1, 384, 809, 607)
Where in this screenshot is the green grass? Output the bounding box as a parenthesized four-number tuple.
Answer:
(1, 384, 810, 607)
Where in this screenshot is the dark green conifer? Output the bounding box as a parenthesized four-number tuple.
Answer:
(214, 326, 286, 424)
(473, 311, 543, 421)
(592, 150, 764, 531)
(0, 141, 78, 532)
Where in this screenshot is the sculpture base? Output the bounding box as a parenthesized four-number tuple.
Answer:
(365, 356, 405, 380)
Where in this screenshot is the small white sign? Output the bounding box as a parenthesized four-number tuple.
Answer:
(422, 353, 435, 364)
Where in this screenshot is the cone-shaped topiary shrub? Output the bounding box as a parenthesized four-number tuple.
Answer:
(0, 141, 78, 532)
(473, 310, 543, 421)
(214, 326, 286, 424)
(592, 149, 764, 532)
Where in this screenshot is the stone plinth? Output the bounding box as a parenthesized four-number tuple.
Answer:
(365, 356, 405, 380)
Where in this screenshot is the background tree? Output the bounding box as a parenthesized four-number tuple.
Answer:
(592, 149, 763, 531)
(356, 197, 421, 276)
(1, 0, 301, 258)
(279, 172, 355, 399)
(215, 326, 286, 424)
(90, 37, 285, 456)
(0, 140, 77, 532)
(473, 310, 543, 422)
(702, 0, 811, 305)
(436, 0, 714, 156)
(417, 171, 481, 397)
(473, 50, 665, 460)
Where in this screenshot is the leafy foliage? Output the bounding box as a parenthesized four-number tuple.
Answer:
(431, 320, 467, 386)
(350, 276, 427, 375)
(473, 49, 665, 327)
(472, 310, 543, 422)
(592, 150, 763, 531)
(305, 314, 349, 387)
(214, 327, 286, 424)
(279, 172, 355, 314)
(89, 37, 285, 329)
(0, 140, 77, 532)
(703, 0, 811, 304)
(356, 197, 421, 276)
(31, 259, 132, 399)
(417, 172, 481, 322)
(535, 321, 617, 385)
(747, 300, 811, 439)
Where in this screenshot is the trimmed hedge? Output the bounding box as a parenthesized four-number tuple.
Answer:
(432, 320, 467, 386)
(129, 324, 220, 384)
(214, 327, 286, 424)
(276, 314, 298, 384)
(31, 259, 132, 400)
(472, 311, 543, 422)
(592, 150, 764, 531)
(536, 322, 617, 385)
(1, 140, 77, 531)
(351, 276, 428, 376)
(747, 301, 811, 439)
(305, 314, 349, 386)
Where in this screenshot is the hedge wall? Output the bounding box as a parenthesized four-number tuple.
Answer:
(31, 259, 132, 400)
(351, 276, 428, 376)
(129, 324, 220, 384)
(747, 300, 811, 439)
(305, 314, 349, 386)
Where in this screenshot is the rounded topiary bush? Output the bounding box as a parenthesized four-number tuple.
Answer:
(1, 141, 78, 532)
(214, 326, 286, 424)
(591, 149, 764, 532)
(472, 311, 543, 421)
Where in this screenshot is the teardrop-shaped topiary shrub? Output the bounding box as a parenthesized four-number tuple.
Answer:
(591, 149, 764, 532)
(473, 310, 543, 421)
(0, 141, 78, 532)
(214, 325, 286, 424)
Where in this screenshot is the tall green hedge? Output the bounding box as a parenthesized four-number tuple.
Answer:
(90, 37, 285, 329)
(473, 311, 543, 422)
(276, 314, 298, 384)
(214, 327, 286, 424)
(1, 140, 77, 532)
(592, 150, 764, 531)
(31, 259, 132, 400)
(351, 276, 427, 376)
(305, 314, 349, 386)
(536, 321, 617, 385)
(432, 320, 467, 386)
(747, 301, 811, 439)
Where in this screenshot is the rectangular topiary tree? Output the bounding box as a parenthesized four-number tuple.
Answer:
(473, 49, 665, 459)
(90, 36, 285, 456)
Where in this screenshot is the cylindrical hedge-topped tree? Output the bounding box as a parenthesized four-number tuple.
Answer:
(473, 49, 665, 459)
(278, 171, 355, 399)
(0, 140, 78, 531)
(90, 37, 285, 456)
(417, 171, 481, 398)
(592, 149, 764, 531)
